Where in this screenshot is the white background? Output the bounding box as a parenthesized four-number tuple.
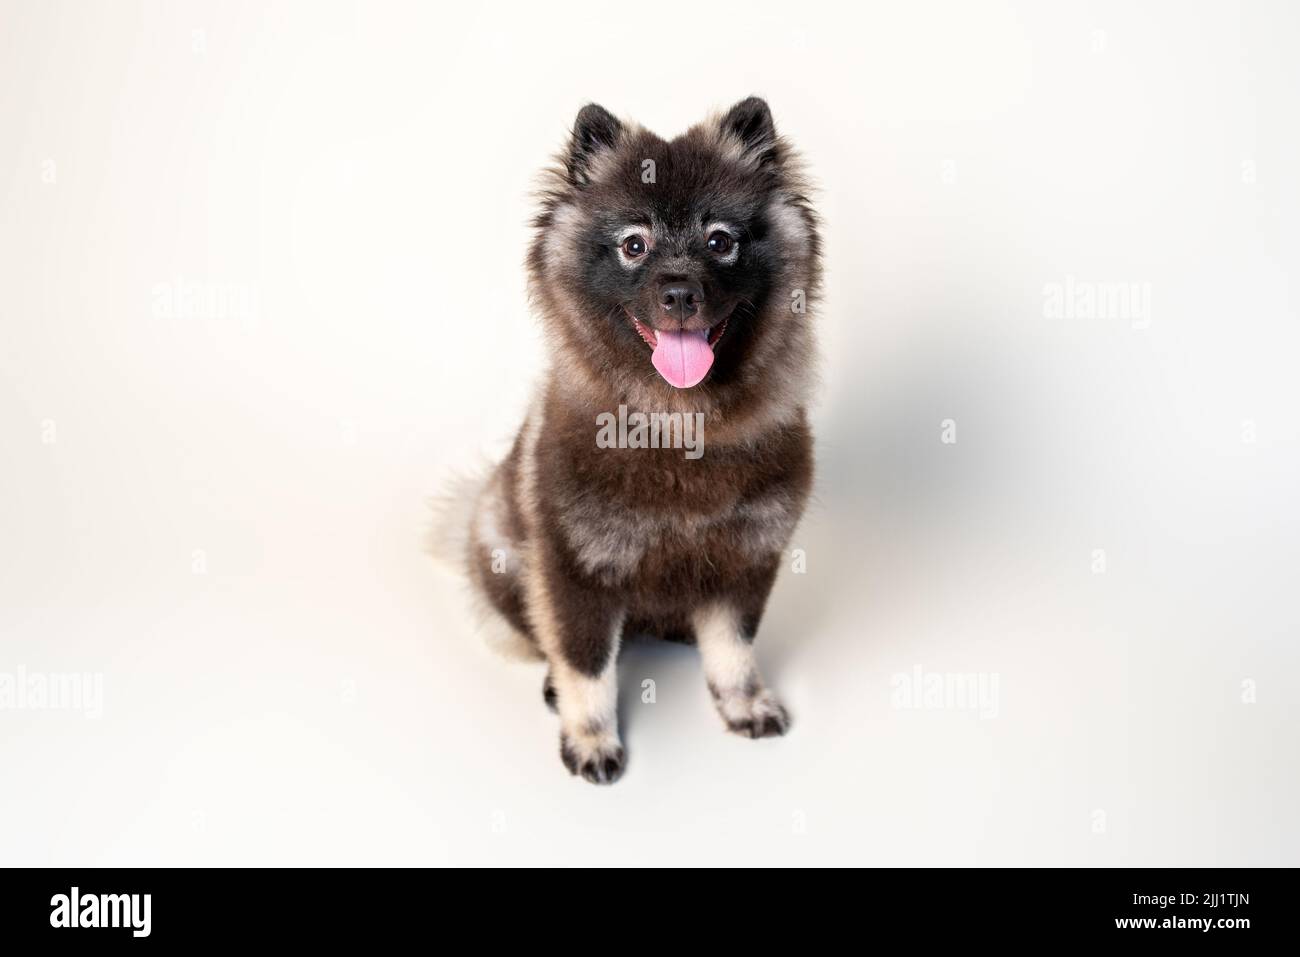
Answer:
(1, 0, 1297, 866)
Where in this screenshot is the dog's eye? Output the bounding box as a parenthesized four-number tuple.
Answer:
(706, 231, 734, 255)
(621, 235, 647, 258)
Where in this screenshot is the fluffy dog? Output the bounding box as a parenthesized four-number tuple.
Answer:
(438, 97, 821, 784)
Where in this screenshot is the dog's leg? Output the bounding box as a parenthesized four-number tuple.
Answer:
(525, 562, 626, 783)
(551, 645, 624, 783)
(693, 602, 790, 738)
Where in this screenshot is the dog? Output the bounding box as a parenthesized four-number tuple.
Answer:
(434, 97, 821, 784)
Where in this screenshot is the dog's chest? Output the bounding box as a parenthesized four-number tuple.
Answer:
(552, 444, 806, 584)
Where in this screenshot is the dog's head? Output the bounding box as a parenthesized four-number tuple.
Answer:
(529, 98, 820, 424)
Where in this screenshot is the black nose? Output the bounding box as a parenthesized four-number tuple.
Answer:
(658, 280, 704, 318)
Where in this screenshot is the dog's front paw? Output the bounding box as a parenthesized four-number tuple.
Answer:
(714, 687, 791, 739)
(560, 730, 626, 785)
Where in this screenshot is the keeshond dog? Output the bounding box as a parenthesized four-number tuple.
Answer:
(436, 97, 821, 784)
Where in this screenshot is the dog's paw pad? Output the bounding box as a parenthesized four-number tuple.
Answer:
(721, 691, 790, 739)
(560, 732, 626, 785)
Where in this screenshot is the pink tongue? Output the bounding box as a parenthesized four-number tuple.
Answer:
(651, 328, 714, 388)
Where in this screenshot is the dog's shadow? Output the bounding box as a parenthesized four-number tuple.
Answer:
(610, 326, 1013, 732)
(611, 505, 849, 738)
(696, 333, 1010, 689)
(615, 636, 694, 735)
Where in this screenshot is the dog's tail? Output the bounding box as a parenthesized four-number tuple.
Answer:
(425, 467, 485, 577)
(426, 465, 544, 663)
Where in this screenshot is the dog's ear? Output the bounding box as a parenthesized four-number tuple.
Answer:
(567, 103, 623, 186)
(718, 96, 779, 168)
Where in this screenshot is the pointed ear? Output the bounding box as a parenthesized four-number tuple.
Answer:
(567, 103, 623, 185)
(719, 96, 778, 167)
